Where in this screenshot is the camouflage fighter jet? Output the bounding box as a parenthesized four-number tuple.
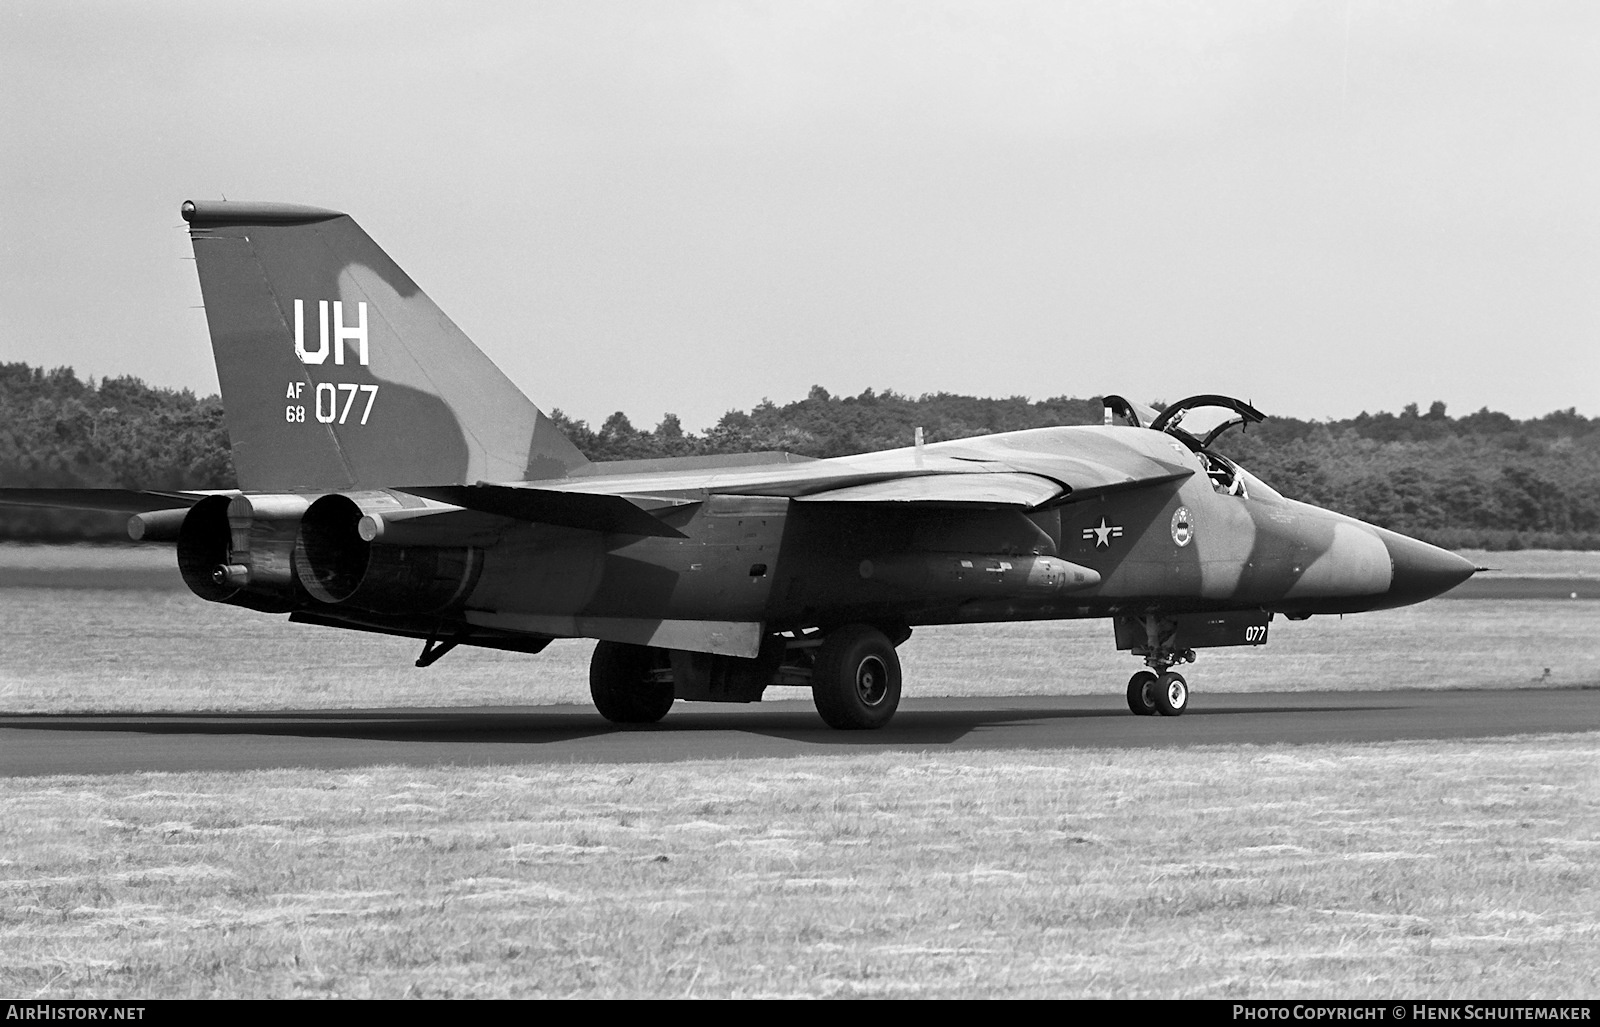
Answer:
(1, 201, 1478, 729)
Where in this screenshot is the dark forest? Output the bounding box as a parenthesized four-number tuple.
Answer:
(3, 363, 1595, 549)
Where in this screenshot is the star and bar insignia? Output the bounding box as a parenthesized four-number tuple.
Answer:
(1081, 516, 1124, 548)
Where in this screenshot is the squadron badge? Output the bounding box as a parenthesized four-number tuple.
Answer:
(1170, 506, 1193, 547)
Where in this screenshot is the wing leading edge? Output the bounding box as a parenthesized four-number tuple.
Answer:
(0, 489, 210, 513)
(0, 427, 1194, 539)
(401, 425, 1196, 531)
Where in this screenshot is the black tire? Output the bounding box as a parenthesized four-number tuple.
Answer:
(590, 641, 674, 724)
(1154, 671, 1188, 717)
(812, 624, 901, 730)
(1126, 671, 1159, 716)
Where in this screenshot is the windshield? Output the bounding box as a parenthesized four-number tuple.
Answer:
(1190, 449, 1283, 502)
(1233, 464, 1282, 501)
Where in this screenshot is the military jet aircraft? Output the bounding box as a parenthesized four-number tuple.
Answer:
(1, 200, 1478, 729)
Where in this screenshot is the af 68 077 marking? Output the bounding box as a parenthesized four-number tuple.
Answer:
(284, 383, 379, 425)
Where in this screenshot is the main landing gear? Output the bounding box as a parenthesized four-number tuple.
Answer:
(589, 640, 676, 724)
(587, 622, 907, 730)
(810, 624, 902, 730)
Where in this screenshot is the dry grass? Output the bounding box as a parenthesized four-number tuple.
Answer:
(0, 736, 1595, 998)
(2, 587, 1594, 713)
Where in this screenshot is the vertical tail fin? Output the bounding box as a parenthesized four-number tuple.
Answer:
(182, 199, 587, 491)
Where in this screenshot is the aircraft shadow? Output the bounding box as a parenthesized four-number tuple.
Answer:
(0, 709, 616, 747)
(0, 700, 1398, 749)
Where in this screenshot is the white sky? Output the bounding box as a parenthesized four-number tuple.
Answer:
(2, 0, 1595, 430)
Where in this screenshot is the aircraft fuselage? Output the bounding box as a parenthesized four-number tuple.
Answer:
(381, 423, 1472, 659)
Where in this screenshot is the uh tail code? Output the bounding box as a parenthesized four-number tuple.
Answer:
(285, 299, 378, 425)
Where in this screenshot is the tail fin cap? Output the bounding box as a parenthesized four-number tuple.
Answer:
(182, 200, 344, 226)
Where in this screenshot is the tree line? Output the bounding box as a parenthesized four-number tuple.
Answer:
(2, 363, 1595, 549)
(0, 364, 231, 540)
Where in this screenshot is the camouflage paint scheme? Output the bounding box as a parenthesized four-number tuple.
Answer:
(0, 201, 1476, 729)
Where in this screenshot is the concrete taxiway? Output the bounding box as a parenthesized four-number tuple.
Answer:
(0, 688, 1595, 777)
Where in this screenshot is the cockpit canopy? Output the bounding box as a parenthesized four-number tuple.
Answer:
(1103, 394, 1278, 500)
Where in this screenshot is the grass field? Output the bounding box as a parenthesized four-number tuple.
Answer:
(2, 590, 1597, 712)
(1, 545, 1596, 998)
(2, 738, 1595, 998)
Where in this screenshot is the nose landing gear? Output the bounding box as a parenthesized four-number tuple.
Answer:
(1126, 670, 1159, 715)
(1152, 670, 1188, 716)
(1124, 613, 1196, 717)
(1128, 663, 1191, 717)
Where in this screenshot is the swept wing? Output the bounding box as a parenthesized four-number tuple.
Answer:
(402, 425, 1196, 529)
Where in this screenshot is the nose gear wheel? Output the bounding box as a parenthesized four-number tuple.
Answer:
(1126, 671, 1159, 716)
(1154, 672, 1188, 717)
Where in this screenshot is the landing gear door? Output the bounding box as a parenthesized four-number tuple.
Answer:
(1148, 395, 1266, 451)
(1114, 610, 1272, 652)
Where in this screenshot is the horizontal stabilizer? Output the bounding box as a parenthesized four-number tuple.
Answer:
(398, 484, 688, 538)
(0, 488, 208, 513)
(795, 472, 1064, 508)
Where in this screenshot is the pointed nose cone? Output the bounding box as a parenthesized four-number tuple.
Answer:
(1379, 530, 1478, 607)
